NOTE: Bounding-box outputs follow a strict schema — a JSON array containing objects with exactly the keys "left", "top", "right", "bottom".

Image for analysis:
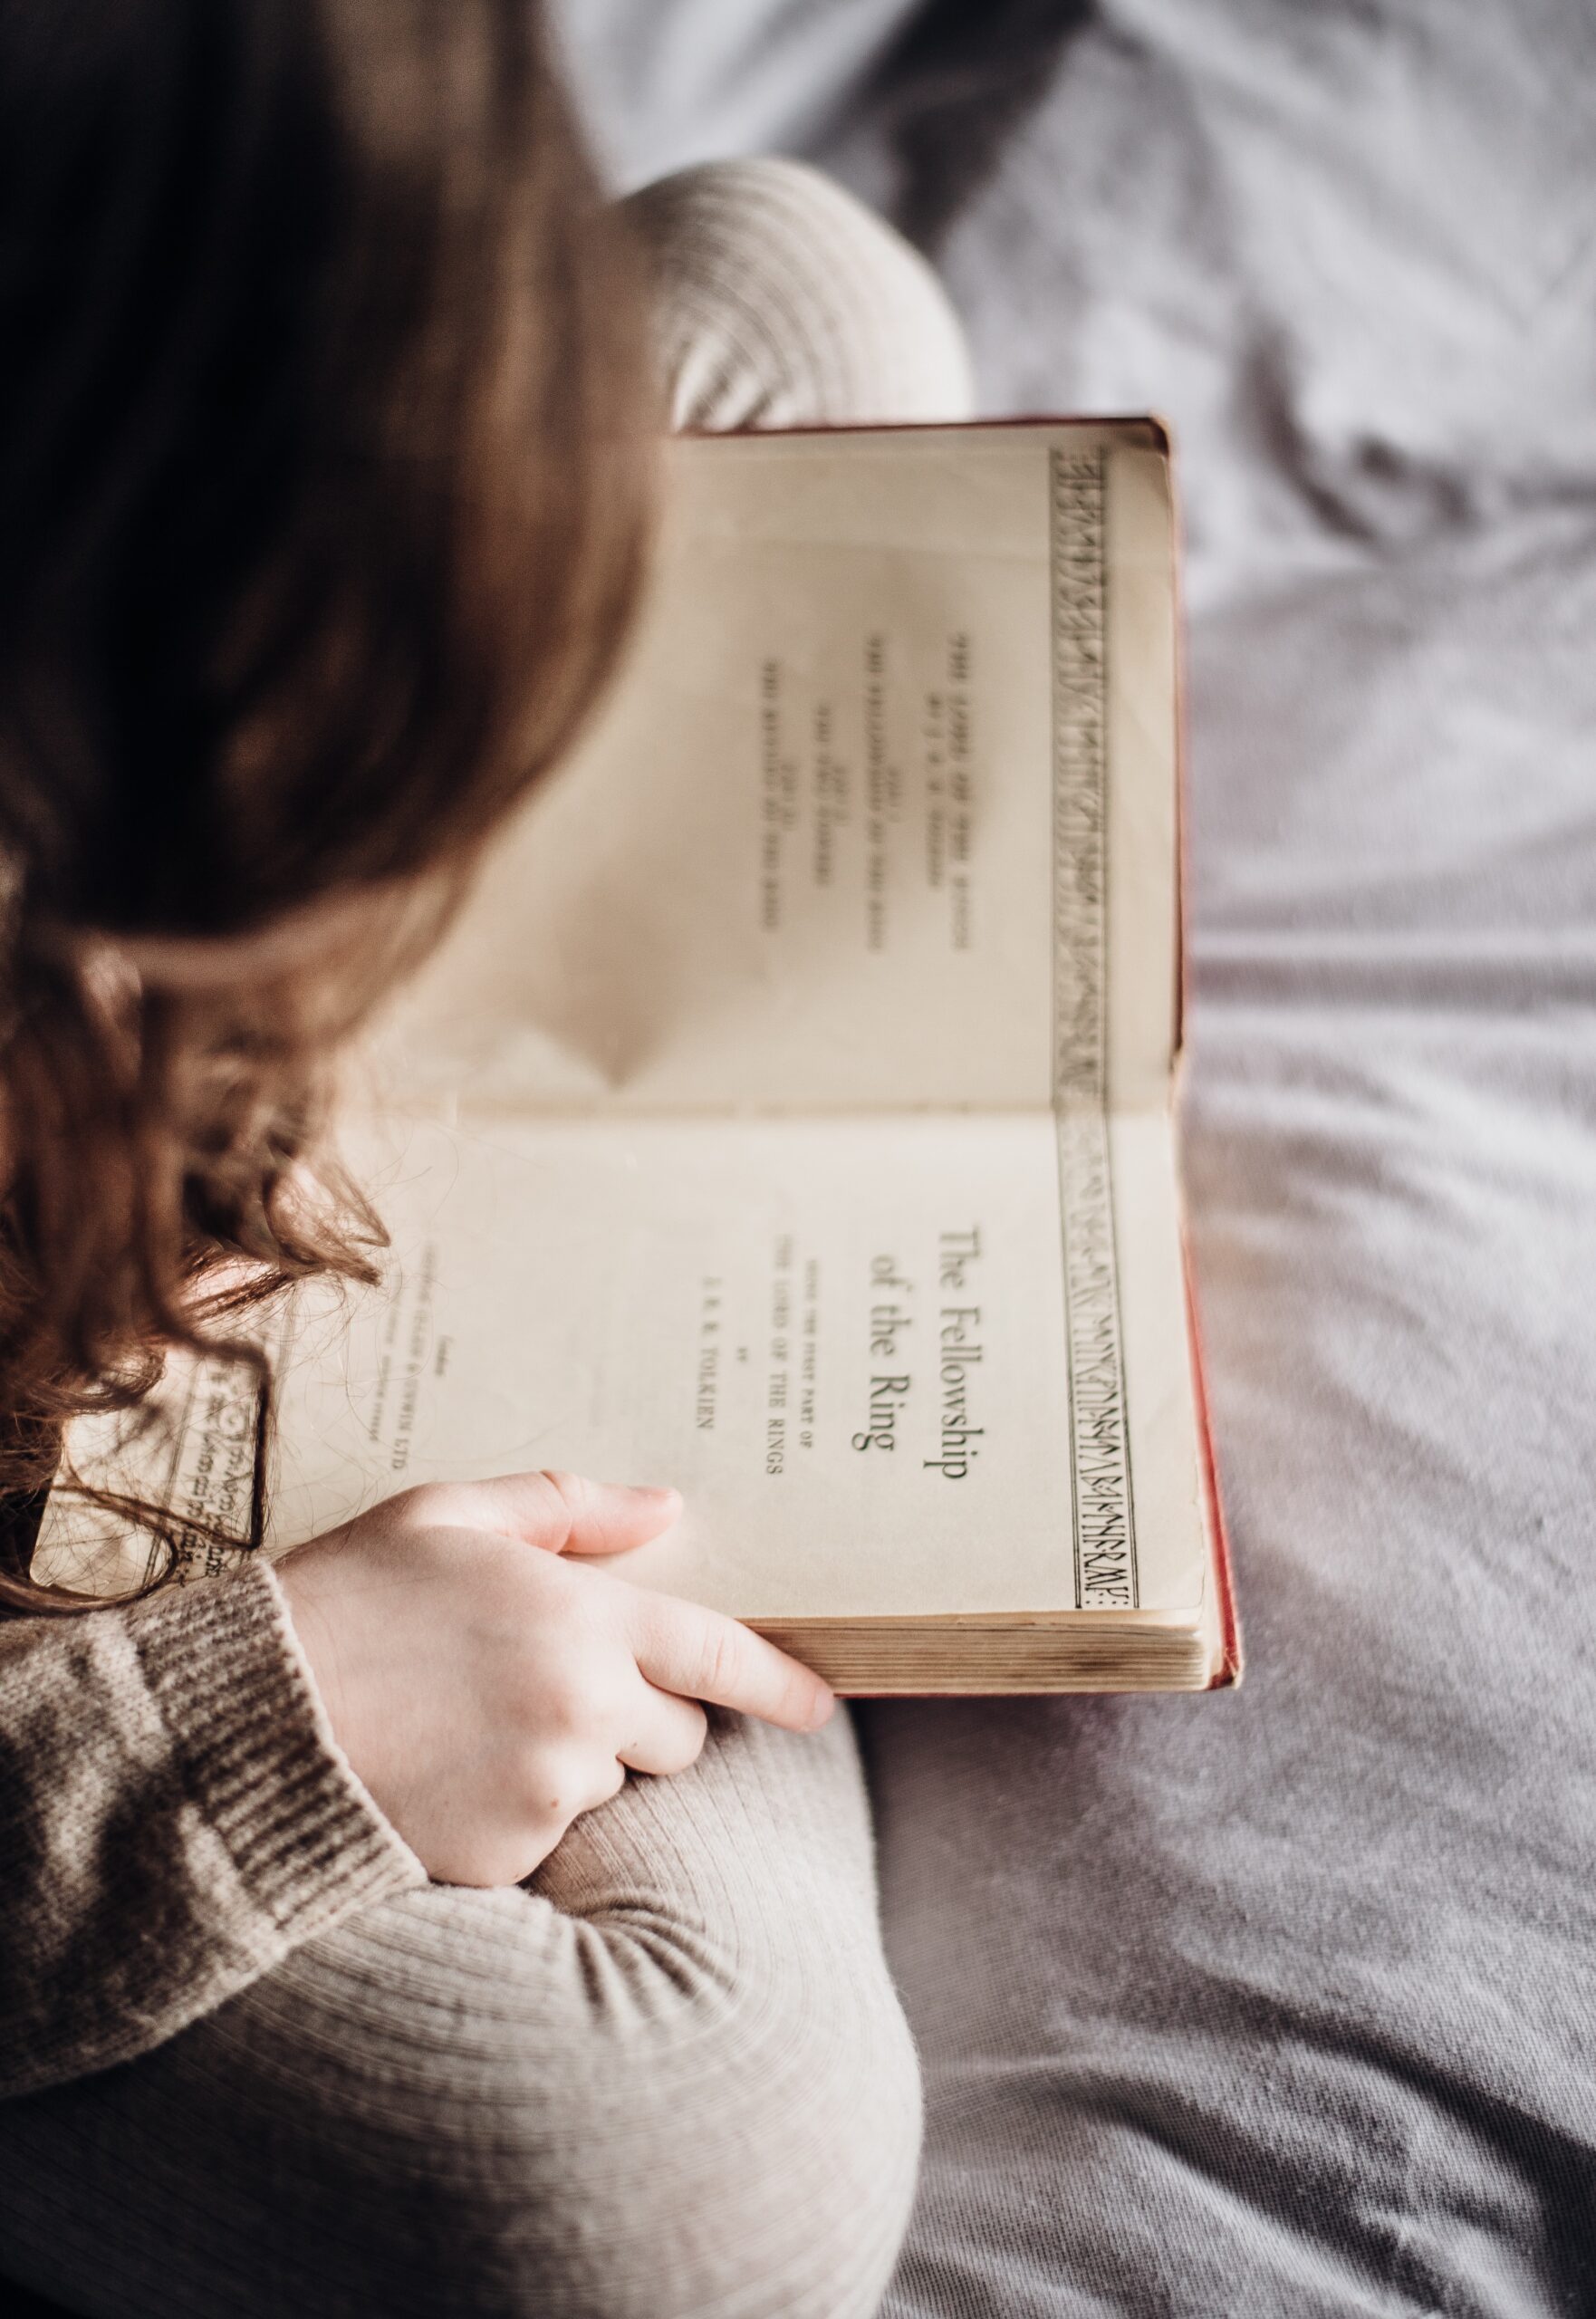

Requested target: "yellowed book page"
[
  {"left": 35, "top": 1104, "right": 1206, "bottom": 1622},
  {"left": 370, "top": 422, "right": 1177, "bottom": 1121},
  {"left": 270, "top": 1109, "right": 1201, "bottom": 1618}
]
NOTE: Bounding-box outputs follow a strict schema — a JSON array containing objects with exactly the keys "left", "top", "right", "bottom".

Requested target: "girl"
[{"left": 0, "top": 5, "right": 972, "bottom": 2314}]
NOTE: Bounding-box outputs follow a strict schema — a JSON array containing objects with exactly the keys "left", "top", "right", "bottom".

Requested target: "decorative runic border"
[{"left": 1050, "top": 448, "right": 1139, "bottom": 1610}]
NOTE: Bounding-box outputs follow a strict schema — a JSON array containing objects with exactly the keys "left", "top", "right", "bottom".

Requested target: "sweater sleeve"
[{"left": 0, "top": 1557, "right": 425, "bottom": 2099}]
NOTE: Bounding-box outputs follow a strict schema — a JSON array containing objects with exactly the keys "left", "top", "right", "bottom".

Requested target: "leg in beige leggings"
[
  {"left": 627, "top": 157, "right": 976, "bottom": 430},
  {"left": 1, "top": 1716, "right": 917, "bottom": 2319},
  {"left": 0, "top": 161, "right": 973, "bottom": 2319}
]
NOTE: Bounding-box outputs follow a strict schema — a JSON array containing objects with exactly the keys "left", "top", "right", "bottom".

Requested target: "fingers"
[
  {"left": 629, "top": 1593, "right": 834, "bottom": 1733},
  {"left": 404, "top": 1470, "right": 681, "bottom": 1557},
  {"left": 617, "top": 1681, "right": 709, "bottom": 1777}
]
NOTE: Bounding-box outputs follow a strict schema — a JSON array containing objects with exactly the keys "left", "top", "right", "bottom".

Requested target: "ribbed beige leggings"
[{"left": 0, "top": 161, "right": 974, "bottom": 2319}]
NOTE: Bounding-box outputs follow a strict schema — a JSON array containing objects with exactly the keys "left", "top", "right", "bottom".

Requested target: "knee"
[
  {"left": 24, "top": 1891, "right": 924, "bottom": 2319},
  {"left": 341, "top": 1903, "right": 923, "bottom": 2318},
  {"left": 464, "top": 1936, "right": 925, "bottom": 2318},
  {"left": 624, "top": 155, "right": 976, "bottom": 430}
]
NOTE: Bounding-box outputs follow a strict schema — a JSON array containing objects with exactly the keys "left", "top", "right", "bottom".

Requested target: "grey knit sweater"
[{"left": 0, "top": 1561, "right": 422, "bottom": 2099}]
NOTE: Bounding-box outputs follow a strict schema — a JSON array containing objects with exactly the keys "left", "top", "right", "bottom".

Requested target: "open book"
[{"left": 37, "top": 419, "right": 1236, "bottom": 1694}]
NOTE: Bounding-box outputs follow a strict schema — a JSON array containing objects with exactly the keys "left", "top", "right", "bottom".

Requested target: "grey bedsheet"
[{"left": 562, "top": 5, "right": 1596, "bottom": 2309}]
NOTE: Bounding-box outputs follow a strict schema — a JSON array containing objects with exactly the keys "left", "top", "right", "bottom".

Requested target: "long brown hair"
[{"left": 0, "top": 0, "right": 655, "bottom": 1607}]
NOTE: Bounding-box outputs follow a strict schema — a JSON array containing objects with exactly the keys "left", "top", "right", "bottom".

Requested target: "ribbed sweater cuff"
[{"left": 126, "top": 1557, "right": 424, "bottom": 1946}]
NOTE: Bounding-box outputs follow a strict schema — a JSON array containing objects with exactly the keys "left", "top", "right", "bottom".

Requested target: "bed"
[{"left": 558, "top": 2, "right": 1596, "bottom": 2308}]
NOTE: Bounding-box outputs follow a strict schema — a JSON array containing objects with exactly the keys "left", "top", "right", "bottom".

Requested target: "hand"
[{"left": 276, "top": 1471, "right": 833, "bottom": 1886}]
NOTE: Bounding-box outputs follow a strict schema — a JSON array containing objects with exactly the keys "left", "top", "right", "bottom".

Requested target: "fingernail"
[
  {"left": 632, "top": 1484, "right": 682, "bottom": 1513},
  {"left": 809, "top": 1688, "right": 836, "bottom": 1728}
]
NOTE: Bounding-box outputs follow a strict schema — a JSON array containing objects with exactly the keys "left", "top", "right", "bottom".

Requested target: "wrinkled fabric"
[{"left": 563, "top": 4, "right": 1596, "bottom": 2310}]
